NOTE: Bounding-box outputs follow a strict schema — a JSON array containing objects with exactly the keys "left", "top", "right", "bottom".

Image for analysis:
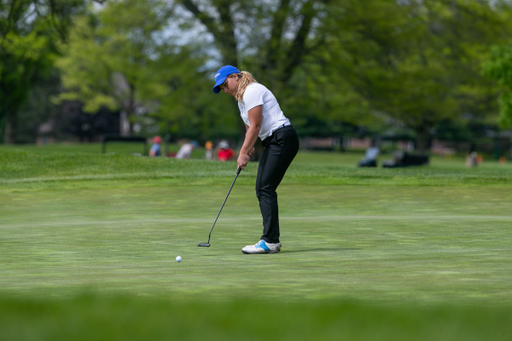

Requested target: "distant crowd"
[{"left": 149, "top": 136, "right": 236, "bottom": 162}]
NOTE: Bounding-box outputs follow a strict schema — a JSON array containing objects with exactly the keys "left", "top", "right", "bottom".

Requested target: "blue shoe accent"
[
  {"left": 255, "top": 240, "right": 270, "bottom": 251},
  {"left": 242, "top": 240, "right": 281, "bottom": 254}
]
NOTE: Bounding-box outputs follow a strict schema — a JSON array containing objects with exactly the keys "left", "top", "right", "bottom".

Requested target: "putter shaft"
[{"left": 198, "top": 167, "right": 242, "bottom": 247}]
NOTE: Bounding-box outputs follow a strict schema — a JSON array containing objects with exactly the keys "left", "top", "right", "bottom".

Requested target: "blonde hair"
[{"left": 235, "top": 71, "right": 258, "bottom": 102}]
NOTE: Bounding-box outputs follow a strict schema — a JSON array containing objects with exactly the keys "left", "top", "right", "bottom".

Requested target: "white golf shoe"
[{"left": 242, "top": 240, "right": 282, "bottom": 254}]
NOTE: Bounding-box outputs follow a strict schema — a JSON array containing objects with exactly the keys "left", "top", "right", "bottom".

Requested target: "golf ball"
[{"left": 176, "top": 256, "right": 182, "bottom": 263}]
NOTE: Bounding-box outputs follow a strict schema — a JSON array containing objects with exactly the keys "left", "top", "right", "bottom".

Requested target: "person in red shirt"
[{"left": 216, "top": 140, "right": 235, "bottom": 161}]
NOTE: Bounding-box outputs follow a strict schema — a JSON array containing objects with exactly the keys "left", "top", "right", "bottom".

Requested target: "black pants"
[{"left": 257, "top": 125, "right": 299, "bottom": 243}]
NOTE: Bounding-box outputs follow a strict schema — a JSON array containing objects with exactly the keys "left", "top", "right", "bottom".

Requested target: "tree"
[
  {"left": 1, "top": 1, "right": 54, "bottom": 144},
  {"left": 0, "top": 0, "right": 96, "bottom": 144},
  {"left": 56, "top": 0, "right": 201, "bottom": 136},
  {"left": 175, "top": 0, "right": 349, "bottom": 129},
  {"left": 314, "top": 0, "right": 509, "bottom": 154},
  {"left": 483, "top": 45, "right": 512, "bottom": 128},
  {"left": 143, "top": 41, "right": 240, "bottom": 141}
]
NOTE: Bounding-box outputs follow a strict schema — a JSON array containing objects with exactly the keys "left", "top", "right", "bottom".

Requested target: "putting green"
[
  {"left": 1, "top": 182, "right": 511, "bottom": 304},
  {"left": 2, "top": 147, "right": 512, "bottom": 340}
]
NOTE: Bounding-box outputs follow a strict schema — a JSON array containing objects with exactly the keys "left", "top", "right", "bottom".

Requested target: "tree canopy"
[
  {"left": 56, "top": 0, "right": 177, "bottom": 134},
  {"left": 3, "top": 0, "right": 512, "bottom": 148},
  {"left": 0, "top": 0, "right": 105, "bottom": 144},
  {"left": 483, "top": 45, "right": 512, "bottom": 128},
  {"left": 173, "top": 0, "right": 512, "bottom": 152},
  {"left": 311, "top": 0, "right": 509, "bottom": 153}
]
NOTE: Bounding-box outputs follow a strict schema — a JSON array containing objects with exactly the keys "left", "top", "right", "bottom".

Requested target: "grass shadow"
[{"left": 282, "top": 248, "right": 361, "bottom": 253}]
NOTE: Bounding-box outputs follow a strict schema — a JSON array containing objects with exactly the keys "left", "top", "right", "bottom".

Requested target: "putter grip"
[{"left": 236, "top": 167, "right": 242, "bottom": 175}]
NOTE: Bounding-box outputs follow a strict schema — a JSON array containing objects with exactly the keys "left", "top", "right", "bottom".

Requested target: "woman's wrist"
[{"left": 240, "top": 146, "right": 251, "bottom": 155}]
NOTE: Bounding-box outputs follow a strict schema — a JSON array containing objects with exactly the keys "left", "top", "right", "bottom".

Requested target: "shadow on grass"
[
  {"left": 282, "top": 248, "right": 361, "bottom": 253},
  {"left": 197, "top": 248, "right": 360, "bottom": 255}
]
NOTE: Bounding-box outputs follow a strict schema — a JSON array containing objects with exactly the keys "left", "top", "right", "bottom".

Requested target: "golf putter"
[{"left": 198, "top": 167, "right": 242, "bottom": 247}]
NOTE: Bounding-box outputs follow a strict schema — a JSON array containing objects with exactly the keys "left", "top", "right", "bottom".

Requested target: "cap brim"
[{"left": 212, "top": 75, "right": 228, "bottom": 94}]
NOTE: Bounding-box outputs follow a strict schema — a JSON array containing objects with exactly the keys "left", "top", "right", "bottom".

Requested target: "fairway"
[{"left": 1, "top": 146, "right": 512, "bottom": 340}]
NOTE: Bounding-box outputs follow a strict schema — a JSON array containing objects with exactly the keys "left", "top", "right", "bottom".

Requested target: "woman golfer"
[{"left": 213, "top": 65, "right": 300, "bottom": 254}]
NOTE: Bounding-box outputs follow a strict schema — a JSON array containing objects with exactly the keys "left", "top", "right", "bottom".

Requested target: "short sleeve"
[{"left": 243, "top": 86, "right": 265, "bottom": 112}]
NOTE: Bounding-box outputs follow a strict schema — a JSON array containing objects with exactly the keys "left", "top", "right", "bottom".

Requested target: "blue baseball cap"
[{"left": 213, "top": 65, "right": 240, "bottom": 93}]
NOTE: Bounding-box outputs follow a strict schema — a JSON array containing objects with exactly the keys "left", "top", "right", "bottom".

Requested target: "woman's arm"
[
  {"left": 243, "top": 124, "right": 255, "bottom": 157},
  {"left": 237, "top": 105, "right": 262, "bottom": 169}
]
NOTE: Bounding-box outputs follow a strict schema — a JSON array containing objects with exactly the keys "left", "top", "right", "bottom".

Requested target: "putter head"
[{"left": 197, "top": 242, "right": 210, "bottom": 247}]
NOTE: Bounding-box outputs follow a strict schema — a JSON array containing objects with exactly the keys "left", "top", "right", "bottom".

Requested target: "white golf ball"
[{"left": 176, "top": 256, "right": 182, "bottom": 263}]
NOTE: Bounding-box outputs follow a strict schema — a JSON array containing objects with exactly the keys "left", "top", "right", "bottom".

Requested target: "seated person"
[
  {"left": 149, "top": 136, "right": 162, "bottom": 157},
  {"left": 358, "top": 145, "right": 380, "bottom": 167},
  {"left": 216, "top": 140, "right": 235, "bottom": 161},
  {"left": 175, "top": 141, "right": 198, "bottom": 159}
]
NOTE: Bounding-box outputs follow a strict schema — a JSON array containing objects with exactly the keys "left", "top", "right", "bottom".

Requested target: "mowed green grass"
[{"left": 1, "top": 145, "right": 512, "bottom": 340}]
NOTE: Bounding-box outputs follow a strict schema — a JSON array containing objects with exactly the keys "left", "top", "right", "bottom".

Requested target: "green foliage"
[
  {"left": 279, "top": 60, "right": 374, "bottom": 136},
  {"left": 2, "top": 31, "right": 49, "bottom": 62},
  {"left": 55, "top": 0, "right": 210, "bottom": 136},
  {"left": 498, "top": 92, "right": 512, "bottom": 127},
  {"left": 0, "top": 1, "right": 57, "bottom": 143},
  {"left": 4, "top": 0, "right": 512, "bottom": 145},
  {"left": 55, "top": 15, "right": 118, "bottom": 112},
  {"left": 0, "top": 0, "right": 89, "bottom": 143},
  {"left": 154, "top": 48, "right": 240, "bottom": 141},
  {"left": 182, "top": 0, "right": 510, "bottom": 146},
  {"left": 15, "top": 68, "right": 62, "bottom": 143},
  {"left": 0, "top": 28, "right": 54, "bottom": 112},
  {"left": 177, "top": 0, "right": 354, "bottom": 136},
  {"left": 314, "top": 0, "right": 509, "bottom": 151},
  {"left": 483, "top": 45, "right": 512, "bottom": 127}
]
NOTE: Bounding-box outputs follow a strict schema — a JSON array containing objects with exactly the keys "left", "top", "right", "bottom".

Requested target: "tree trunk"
[
  {"left": 120, "top": 110, "right": 130, "bottom": 137},
  {"left": 4, "top": 110, "right": 17, "bottom": 144},
  {"left": 414, "top": 127, "right": 429, "bottom": 156}
]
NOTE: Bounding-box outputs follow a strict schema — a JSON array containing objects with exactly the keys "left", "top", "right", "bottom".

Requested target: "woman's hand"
[
  {"left": 247, "top": 146, "right": 255, "bottom": 156},
  {"left": 237, "top": 153, "right": 251, "bottom": 170}
]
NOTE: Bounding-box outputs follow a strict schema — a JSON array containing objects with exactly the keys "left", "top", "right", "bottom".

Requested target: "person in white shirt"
[
  {"left": 213, "top": 65, "right": 300, "bottom": 254},
  {"left": 176, "top": 141, "right": 198, "bottom": 159}
]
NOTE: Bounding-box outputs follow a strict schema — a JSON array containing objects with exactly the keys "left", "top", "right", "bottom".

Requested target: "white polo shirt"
[{"left": 238, "top": 83, "right": 290, "bottom": 140}]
